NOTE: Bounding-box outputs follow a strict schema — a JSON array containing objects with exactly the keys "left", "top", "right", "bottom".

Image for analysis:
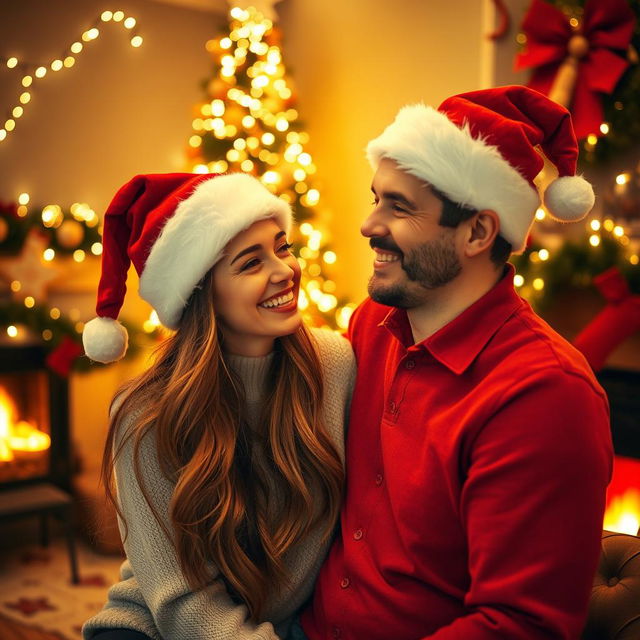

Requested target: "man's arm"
[{"left": 425, "top": 370, "right": 612, "bottom": 640}]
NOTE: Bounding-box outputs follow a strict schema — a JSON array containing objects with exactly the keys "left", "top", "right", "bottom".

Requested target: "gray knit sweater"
[{"left": 82, "top": 328, "right": 355, "bottom": 640}]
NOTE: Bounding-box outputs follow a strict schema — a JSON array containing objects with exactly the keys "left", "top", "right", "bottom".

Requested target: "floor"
[{"left": 0, "top": 523, "right": 124, "bottom": 640}]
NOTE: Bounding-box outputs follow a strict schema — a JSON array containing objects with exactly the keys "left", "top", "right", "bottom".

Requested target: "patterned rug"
[{"left": 0, "top": 538, "right": 124, "bottom": 640}]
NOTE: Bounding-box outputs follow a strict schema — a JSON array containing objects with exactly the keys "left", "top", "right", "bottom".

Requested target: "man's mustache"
[{"left": 369, "top": 237, "right": 403, "bottom": 255}]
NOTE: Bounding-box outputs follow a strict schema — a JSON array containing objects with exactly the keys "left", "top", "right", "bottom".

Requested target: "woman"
[{"left": 81, "top": 172, "right": 355, "bottom": 640}]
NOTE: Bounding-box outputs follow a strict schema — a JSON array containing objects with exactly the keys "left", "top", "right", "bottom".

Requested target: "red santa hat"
[
  {"left": 82, "top": 172, "right": 292, "bottom": 364},
  {"left": 366, "top": 85, "right": 594, "bottom": 253}
]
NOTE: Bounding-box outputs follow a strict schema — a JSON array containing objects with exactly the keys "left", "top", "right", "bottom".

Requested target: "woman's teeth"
[{"left": 260, "top": 291, "right": 294, "bottom": 308}]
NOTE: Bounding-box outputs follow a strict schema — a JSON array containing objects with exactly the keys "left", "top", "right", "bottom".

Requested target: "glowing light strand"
[{"left": 1, "top": 10, "right": 143, "bottom": 143}]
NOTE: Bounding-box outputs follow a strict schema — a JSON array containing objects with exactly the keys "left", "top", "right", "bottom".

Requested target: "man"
[{"left": 301, "top": 86, "right": 613, "bottom": 639}]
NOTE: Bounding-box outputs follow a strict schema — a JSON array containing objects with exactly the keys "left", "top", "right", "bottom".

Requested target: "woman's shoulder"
[
  {"left": 109, "top": 387, "right": 155, "bottom": 445},
  {"left": 310, "top": 327, "right": 352, "bottom": 355},
  {"left": 310, "top": 328, "right": 355, "bottom": 377}
]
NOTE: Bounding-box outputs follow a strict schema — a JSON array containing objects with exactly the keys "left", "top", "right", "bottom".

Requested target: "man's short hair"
[{"left": 432, "top": 187, "right": 512, "bottom": 266}]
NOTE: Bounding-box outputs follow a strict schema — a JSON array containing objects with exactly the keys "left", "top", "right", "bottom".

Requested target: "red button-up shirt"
[{"left": 302, "top": 268, "right": 612, "bottom": 640}]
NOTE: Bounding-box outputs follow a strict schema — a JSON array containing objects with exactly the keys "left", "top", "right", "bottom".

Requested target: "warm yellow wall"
[
  {"left": 0, "top": 0, "right": 224, "bottom": 207},
  {"left": 278, "top": 0, "right": 495, "bottom": 303}
]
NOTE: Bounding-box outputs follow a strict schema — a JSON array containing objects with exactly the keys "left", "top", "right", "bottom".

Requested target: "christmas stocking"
[{"left": 572, "top": 267, "right": 640, "bottom": 372}]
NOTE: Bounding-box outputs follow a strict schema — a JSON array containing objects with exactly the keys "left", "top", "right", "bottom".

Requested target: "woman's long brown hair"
[{"left": 101, "top": 272, "right": 344, "bottom": 619}]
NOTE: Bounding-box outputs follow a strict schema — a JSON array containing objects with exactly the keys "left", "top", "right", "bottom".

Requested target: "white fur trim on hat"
[
  {"left": 139, "top": 173, "right": 292, "bottom": 329},
  {"left": 543, "top": 175, "right": 594, "bottom": 222},
  {"left": 366, "top": 104, "right": 540, "bottom": 254},
  {"left": 83, "top": 316, "right": 129, "bottom": 364}
]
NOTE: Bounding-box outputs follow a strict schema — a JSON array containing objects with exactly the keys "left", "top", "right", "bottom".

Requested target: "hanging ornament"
[
  {"left": 56, "top": 218, "right": 85, "bottom": 249},
  {"left": 207, "top": 78, "right": 228, "bottom": 99},
  {"left": 0, "top": 229, "right": 61, "bottom": 300},
  {"left": 45, "top": 335, "right": 84, "bottom": 377},
  {"left": 515, "top": 0, "right": 636, "bottom": 139}
]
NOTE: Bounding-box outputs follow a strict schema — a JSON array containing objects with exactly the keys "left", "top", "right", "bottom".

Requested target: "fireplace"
[
  {"left": 598, "top": 368, "right": 640, "bottom": 536},
  {"left": 0, "top": 341, "right": 79, "bottom": 582},
  {"left": 0, "top": 343, "right": 71, "bottom": 491}
]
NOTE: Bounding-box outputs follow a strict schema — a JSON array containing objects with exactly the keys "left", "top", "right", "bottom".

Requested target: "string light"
[
  {"left": 2, "top": 11, "right": 144, "bottom": 142},
  {"left": 616, "top": 173, "right": 630, "bottom": 185},
  {"left": 143, "top": 310, "right": 162, "bottom": 333}
]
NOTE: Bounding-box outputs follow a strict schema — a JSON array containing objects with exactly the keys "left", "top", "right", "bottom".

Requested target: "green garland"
[
  {"left": 0, "top": 200, "right": 102, "bottom": 256},
  {"left": 0, "top": 199, "right": 162, "bottom": 370},
  {"left": 0, "top": 298, "right": 160, "bottom": 370},
  {"left": 510, "top": 228, "right": 640, "bottom": 310}
]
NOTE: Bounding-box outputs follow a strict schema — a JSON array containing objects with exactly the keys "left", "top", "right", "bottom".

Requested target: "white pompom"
[
  {"left": 82, "top": 316, "right": 129, "bottom": 364},
  {"left": 543, "top": 175, "right": 595, "bottom": 222}
]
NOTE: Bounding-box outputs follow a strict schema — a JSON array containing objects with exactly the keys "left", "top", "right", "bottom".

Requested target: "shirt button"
[
  {"left": 340, "top": 577, "right": 350, "bottom": 589},
  {"left": 405, "top": 359, "right": 415, "bottom": 369},
  {"left": 332, "top": 627, "right": 341, "bottom": 639},
  {"left": 353, "top": 528, "right": 363, "bottom": 540},
  {"left": 375, "top": 473, "right": 383, "bottom": 486}
]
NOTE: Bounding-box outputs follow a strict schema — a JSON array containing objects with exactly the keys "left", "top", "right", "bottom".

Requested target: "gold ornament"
[{"left": 56, "top": 218, "right": 84, "bottom": 249}]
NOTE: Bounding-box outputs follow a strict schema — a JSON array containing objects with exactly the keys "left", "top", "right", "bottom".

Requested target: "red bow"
[{"left": 515, "top": 0, "right": 635, "bottom": 140}]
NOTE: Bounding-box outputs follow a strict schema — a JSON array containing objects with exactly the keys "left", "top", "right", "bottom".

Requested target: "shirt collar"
[{"left": 381, "top": 264, "right": 524, "bottom": 374}]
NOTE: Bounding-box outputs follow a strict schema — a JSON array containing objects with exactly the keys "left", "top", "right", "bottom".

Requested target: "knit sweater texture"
[{"left": 82, "top": 328, "right": 355, "bottom": 640}]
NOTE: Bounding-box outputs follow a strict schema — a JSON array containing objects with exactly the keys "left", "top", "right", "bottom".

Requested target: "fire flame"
[
  {"left": 604, "top": 456, "right": 640, "bottom": 536},
  {"left": 604, "top": 488, "right": 640, "bottom": 536},
  {"left": 0, "top": 387, "right": 50, "bottom": 461}
]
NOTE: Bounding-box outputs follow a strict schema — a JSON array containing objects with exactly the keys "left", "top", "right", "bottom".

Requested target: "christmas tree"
[{"left": 185, "top": 5, "right": 354, "bottom": 330}]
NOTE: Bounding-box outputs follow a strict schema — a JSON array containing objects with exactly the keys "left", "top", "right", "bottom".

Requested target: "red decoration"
[
  {"left": 572, "top": 267, "right": 640, "bottom": 371},
  {"left": 0, "top": 200, "right": 18, "bottom": 217},
  {"left": 45, "top": 336, "right": 84, "bottom": 377},
  {"left": 19, "top": 549, "right": 51, "bottom": 565},
  {"left": 5, "top": 596, "right": 57, "bottom": 616},
  {"left": 515, "top": 0, "right": 635, "bottom": 139},
  {"left": 77, "top": 573, "right": 109, "bottom": 587}
]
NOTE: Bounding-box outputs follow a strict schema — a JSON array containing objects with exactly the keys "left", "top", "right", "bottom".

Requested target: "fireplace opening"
[{"left": 0, "top": 344, "right": 71, "bottom": 491}]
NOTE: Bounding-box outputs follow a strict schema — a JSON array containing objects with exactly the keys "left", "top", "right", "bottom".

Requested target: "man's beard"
[{"left": 368, "top": 233, "right": 461, "bottom": 308}]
